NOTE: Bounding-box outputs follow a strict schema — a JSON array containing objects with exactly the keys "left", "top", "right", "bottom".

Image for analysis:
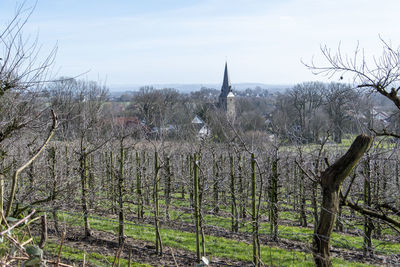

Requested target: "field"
[{"left": 2, "top": 138, "right": 399, "bottom": 266}]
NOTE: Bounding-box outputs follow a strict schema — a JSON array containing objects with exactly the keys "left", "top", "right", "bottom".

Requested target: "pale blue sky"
[{"left": 1, "top": 0, "right": 400, "bottom": 87}]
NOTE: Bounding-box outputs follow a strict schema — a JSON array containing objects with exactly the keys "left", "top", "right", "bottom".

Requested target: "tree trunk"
[
  {"left": 109, "top": 151, "right": 116, "bottom": 214},
  {"left": 313, "top": 134, "right": 372, "bottom": 267},
  {"left": 213, "top": 153, "right": 219, "bottom": 215},
  {"left": 136, "top": 151, "right": 144, "bottom": 219},
  {"left": 180, "top": 154, "right": 185, "bottom": 199},
  {"left": 164, "top": 156, "right": 171, "bottom": 220},
  {"left": 372, "top": 160, "right": 381, "bottom": 238},
  {"left": 251, "top": 153, "right": 260, "bottom": 267},
  {"left": 312, "top": 159, "right": 320, "bottom": 231},
  {"left": 80, "top": 151, "right": 92, "bottom": 238},
  {"left": 237, "top": 153, "right": 246, "bottom": 219},
  {"left": 363, "top": 156, "right": 374, "bottom": 256},
  {"left": 269, "top": 152, "right": 279, "bottom": 241},
  {"left": 193, "top": 154, "right": 201, "bottom": 262},
  {"left": 118, "top": 140, "right": 125, "bottom": 246},
  {"left": 230, "top": 155, "right": 238, "bottom": 232},
  {"left": 153, "top": 151, "right": 162, "bottom": 255},
  {"left": 299, "top": 169, "right": 307, "bottom": 227}
]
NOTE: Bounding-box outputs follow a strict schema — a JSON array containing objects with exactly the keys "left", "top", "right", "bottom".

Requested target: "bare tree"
[
  {"left": 305, "top": 39, "right": 400, "bottom": 120},
  {"left": 287, "top": 82, "right": 326, "bottom": 143},
  {"left": 323, "top": 82, "right": 357, "bottom": 143},
  {"left": 313, "top": 134, "right": 372, "bottom": 267},
  {"left": 305, "top": 40, "right": 400, "bottom": 265},
  {"left": 0, "top": 2, "right": 59, "bottom": 218},
  {"left": 0, "top": 1, "right": 57, "bottom": 145},
  {"left": 49, "top": 79, "right": 109, "bottom": 237}
]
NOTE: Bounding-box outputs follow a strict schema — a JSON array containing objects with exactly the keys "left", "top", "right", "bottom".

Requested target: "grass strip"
[
  {"left": 58, "top": 212, "right": 375, "bottom": 267},
  {"left": 44, "top": 241, "right": 151, "bottom": 267}
]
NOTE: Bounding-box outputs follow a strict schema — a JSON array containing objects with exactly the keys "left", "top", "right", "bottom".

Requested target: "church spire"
[
  {"left": 222, "top": 61, "right": 231, "bottom": 93},
  {"left": 218, "top": 62, "right": 234, "bottom": 112}
]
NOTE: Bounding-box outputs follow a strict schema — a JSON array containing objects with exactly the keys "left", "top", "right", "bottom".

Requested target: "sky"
[{"left": 1, "top": 0, "right": 400, "bottom": 89}]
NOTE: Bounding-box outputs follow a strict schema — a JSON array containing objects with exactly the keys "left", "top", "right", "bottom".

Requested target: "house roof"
[{"left": 192, "top": 115, "right": 204, "bottom": 124}]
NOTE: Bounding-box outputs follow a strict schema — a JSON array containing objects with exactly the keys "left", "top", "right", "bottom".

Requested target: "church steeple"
[
  {"left": 221, "top": 61, "right": 231, "bottom": 95},
  {"left": 219, "top": 62, "right": 233, "bottom": 110}
]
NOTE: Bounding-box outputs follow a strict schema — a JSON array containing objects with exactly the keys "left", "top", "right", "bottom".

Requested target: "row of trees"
[
  {"left": 114, "top": 82, "right": 396, "bottom": 145},
  {"left": 2, "top": 129, "right": 399, "bottom": 265}
]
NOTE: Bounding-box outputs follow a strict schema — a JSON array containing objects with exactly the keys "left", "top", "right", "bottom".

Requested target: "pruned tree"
[
  {"left": 305, "top": 39, "right": 400, "bottom": 265},
  {"left": 50, "top": 79, "right": 109, "bottom": 237},
  {"left": 313, "top": 134, "right": 372, "bottom": 266},
  {"left": 305, "top": 41, "right": 400, "bottom": 227}
]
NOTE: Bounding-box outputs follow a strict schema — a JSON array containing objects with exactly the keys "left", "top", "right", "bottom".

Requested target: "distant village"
[{"left": 104, "top": 62, "right": 396, "bottom": 144}]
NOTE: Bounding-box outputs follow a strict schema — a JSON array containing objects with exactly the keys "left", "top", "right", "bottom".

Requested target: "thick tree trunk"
[{"left": 313, "top": 134, "right": 372, "bottom": 267}]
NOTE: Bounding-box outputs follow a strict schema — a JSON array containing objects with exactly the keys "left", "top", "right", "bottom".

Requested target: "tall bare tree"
[
  {"left": 0, "top": 2, "right": 58, "bottom": 217},
  {"left": 323, "top": 82, "right": 357, "bottom": 143}
]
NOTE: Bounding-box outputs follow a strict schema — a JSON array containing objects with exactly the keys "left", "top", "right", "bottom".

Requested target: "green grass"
[
  {"left": 166, "top": 206, "right": 400, "bottom": 256},
  {"left": 57, "top": 211, "right": 376, "bottom": 266},
  {"left": 0, "top": 222, "right": 148, "bottom": 267},
  {"left": 45, "top": 241, "right": 151, "bottom": 267}
]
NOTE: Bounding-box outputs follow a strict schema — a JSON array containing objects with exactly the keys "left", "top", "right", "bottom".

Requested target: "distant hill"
[{"left": 109, "top": 83, "right": 291, "bottom": 94}]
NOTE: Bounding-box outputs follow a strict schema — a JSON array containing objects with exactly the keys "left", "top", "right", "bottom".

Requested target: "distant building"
[
  {"left": 198, "top": 125, "right": 211, "bottom": 139},
  {"left": 191, "top": 115, "right": 204, "bottom": 125},
  {"left": 218, "top": 62, "right": 235, "bottom": 120},
  {"left": 191, "top": 115, "right": 211, "bottom": 139}
]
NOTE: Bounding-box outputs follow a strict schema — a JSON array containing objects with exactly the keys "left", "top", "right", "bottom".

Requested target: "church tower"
[{"left": 218, "top": 62, "right": 235, "bottom": 120}]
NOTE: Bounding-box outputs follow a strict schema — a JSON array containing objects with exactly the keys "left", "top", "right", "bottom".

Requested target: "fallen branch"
[
  {"left": 0, "top": 209, "right": 36, "bottom": 236},
  {"left": 56, "top": 231, "right": 66, "bottom": 267},
  {"left": 8, "top": 256, "right": 73, "bottom": 267},
  {"left": 4, "top": 234, "right": 29, "bottom": 256}
]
